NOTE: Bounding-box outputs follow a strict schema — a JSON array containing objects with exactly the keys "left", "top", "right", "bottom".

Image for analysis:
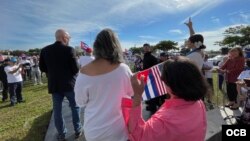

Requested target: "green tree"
[
  {"left": 0, "top": 50, "right": 10, "bottom": 55},
  {"left": 216, "top": 25, "right": 250, "bottom": 47},
  {"left": 180, "top": 48, "right": 190, "bottom": 56},
  {"left": 27, "top": 48, "right": 42, "bottom": 56},
  {"left": 129, "top": 47, "right": 143, "bottom": 54},
  {"left": 155, "top": 40, "right": 178, "bottom": 51},
  {"left": 11, "top": 50, "right": 26, "bottom": 56}
]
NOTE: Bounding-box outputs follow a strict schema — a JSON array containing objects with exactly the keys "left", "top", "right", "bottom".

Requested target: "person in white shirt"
[
  {"left": 78, "top": 47, "right": 95, "bottom": 67},
  {"left": 203, "top": 54, "right": 214, "bottom": 103},
  {"left": 236, "top": 59, "right": 250, "bottom": 104},
  {"left": 185, "top": 18, "right": 206, "bottom": 70},
  {"left": 4, "top": 57, "right": 24, "bottom": 106},
  {"left": 74, "top": 28, "right": 133, "bottom": 141},
  {"left": 20, "top": 56, "right": 32, "bottom": 81},
  {"left": 218, "top": 55, "right": 228, "bottom": 90},
  {"left": 31, "top": 56, "right": 42, "bottom": 85}
]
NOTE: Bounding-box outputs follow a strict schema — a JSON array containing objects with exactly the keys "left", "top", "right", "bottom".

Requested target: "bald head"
[
  {"left": 55, "top": 29, "right": 68, "bottom": 40},
  {"left": 55, "top": 29, "right": 71, "bottom": 45}
]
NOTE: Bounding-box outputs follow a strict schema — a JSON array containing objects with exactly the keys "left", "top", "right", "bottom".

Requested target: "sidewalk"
[
  {"left": 44, "top": 100, "right": 237, "bottom": 141},
  {"left": 205, "top": 106, "right": 243, "bottom": 141},
  {"left": 44, "top": 100, "right": 151, "bottom": 141},
  {"left": 44, "top": 99, "right": 86, "bottom": 141}
]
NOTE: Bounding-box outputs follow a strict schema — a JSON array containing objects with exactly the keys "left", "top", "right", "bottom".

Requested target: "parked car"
[{"left": 208, "top": 55, "right": 224, "bottom": 66}]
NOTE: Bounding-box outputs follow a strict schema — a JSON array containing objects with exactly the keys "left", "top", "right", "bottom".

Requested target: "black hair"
[
  {"left": 143, "top": 43, "right": 150, "bottom": 47},
  {"left": 246, "top": 59, "right": 250, "bottom": 68},
  {"left": 189, "top": 34, "right": 206, "bottom": 50},
  {"left": 161, "top": 57, "right": 209, "bottom": 101},
  {"left": 4, "top": 58, "right": 10, "bottom": 62},
  {"left": 160, "top": 52, "right": 167, "bottom": 57}
]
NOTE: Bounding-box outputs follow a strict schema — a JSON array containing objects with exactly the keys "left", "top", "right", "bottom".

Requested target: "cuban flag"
[
  {"left": 137, "top": 63, "right": 168, "bottom": 101},
  {"left": 80, "top": 41, "right": 90, "bottom": 50}
]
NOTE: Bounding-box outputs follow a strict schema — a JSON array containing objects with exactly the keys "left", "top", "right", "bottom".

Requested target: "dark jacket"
[
  {"left": 0, "top": 62, "right": 7, "bottom": 82},
  {"left": 39, "top": 41, "right": 79, "bottom": 94},
  {"left": 143, "top": 52, "right": 158, "bottom": 70}
]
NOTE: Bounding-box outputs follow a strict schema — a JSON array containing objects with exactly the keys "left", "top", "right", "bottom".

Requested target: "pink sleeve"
[
  {"left": 121, "top": 98, "right": 133, "bottom": 126},
  {"left": 128, "top": 105, "right": 168, "bottom": 141}
]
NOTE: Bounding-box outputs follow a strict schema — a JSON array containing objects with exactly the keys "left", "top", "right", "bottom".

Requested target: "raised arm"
[
  {"left": 6, "top": 64, "right": 22, "bottom": 74},
  {"left": 185, "top": 17, "right": 195, "bottom": 36}
]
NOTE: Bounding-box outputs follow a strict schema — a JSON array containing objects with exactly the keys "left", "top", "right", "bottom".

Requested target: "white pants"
[{"left": 32, "top": 70, "right": 42, "bottom": 84}]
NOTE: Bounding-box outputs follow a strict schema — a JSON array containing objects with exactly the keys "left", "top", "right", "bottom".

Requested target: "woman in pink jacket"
[{"left": 126, "top": 56, "right": 209, "bottom": 141}]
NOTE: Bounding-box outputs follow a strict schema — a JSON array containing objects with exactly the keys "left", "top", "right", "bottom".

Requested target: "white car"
[{"left": 208, "top": 55, "right": 224, "bottom": 66}]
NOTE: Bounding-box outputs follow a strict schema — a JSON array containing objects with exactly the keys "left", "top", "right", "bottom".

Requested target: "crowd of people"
[
  {"left": 35, "top": 17, "right": 209, "bottom": 141},
  {"left": 0, "top": 55, "right": 43, "bottom": 106},
  {"left": 0, "top": 17, "right": 249, "bottom": 141}
]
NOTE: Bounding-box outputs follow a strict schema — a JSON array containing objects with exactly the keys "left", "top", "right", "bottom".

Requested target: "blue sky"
[{"left": 0, "top": 0, "right": 249, "bottom": 51}]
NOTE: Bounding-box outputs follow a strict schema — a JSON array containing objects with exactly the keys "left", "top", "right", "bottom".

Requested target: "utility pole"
[{"left": 89, "top": 32, "right": 92, "bottom": 47}]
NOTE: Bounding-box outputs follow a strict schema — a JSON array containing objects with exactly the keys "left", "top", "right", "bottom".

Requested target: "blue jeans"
[
  {"left": 8, "top": 81, "right": 23, "bottom": 104},
  {"left": 219, "top": 74, "right": 224, "bottom": 90},
  {"left": 52, "top": 91, "right": 82, "bottom": 137}
]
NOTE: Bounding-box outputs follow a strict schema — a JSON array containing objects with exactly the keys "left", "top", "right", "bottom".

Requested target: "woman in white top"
[
  {"left": 185, "top": 18, "right": 206, "bottom": 70},
  {"left": 74, "top": 28, "right": 133, "bottom": 141}
]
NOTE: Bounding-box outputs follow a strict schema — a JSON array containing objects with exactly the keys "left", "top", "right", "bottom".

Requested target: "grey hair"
[{"left": 93, "top": 28, "right": 124, "bottom": 64}]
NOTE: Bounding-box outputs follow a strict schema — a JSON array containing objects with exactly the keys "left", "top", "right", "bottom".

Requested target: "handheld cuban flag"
[
  {"left": 80, "top": 41, "right": 90, "bottom": 50},
  {"left": 137, "top": 63, "right": 168, "bottom": 101}
]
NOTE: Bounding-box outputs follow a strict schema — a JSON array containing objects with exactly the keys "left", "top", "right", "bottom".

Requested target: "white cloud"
[
  {"left": 228, "top": 10, "right": 250, "bottom": 24},
  {"left": 180, "top": 0, "right": 225, "bottom": 24},
  {"left": 211, "top": 17, "right": 220, "bottom": 23},
  {"left": 178, "top": 24, "right": 249, "bottom": 51},
  {"left": 120, "top": 40, "right": 159, "bottom": 49},
  {"left": 239, "top": 13, "right": 250, "bottom": 22},
  {"left": 138, "top": 35, "right": 158, "bottom": 40},
  {"left": 169, "top": 29, "right": 183, "bottom": 34},
  {"left": 0, "top": 0, "right": 225, "bottom": 50}
]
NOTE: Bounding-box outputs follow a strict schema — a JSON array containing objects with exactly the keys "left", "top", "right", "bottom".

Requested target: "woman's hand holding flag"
[{"left": 131, "top": 73, "right": 145, "bottom": 107}]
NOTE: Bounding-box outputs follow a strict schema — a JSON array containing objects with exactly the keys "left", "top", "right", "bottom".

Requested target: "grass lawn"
[
  {"left": 0, "top": 72, "right": 227, "bottom": 140},
  {"left": 210, "top": 72, "right": 226, "bottom": 108},
  {"left": 0, "top": 80, "right": 52, "bottom": 141}
]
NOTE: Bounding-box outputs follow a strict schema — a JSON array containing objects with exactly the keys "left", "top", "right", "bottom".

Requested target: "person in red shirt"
[{"left": 218, "top": 47, "right": 245, "bottom": 110}]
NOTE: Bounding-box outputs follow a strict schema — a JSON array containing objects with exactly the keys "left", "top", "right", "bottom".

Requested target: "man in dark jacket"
[
  {"left": 142, "top": 43, "right": 158, "bottom": 70},
  {"left": 142, "top": 43, "right": 159, "bottom": 114},
  {"left": 0, "top": 59, "right": 8, "bottom": 102},
  {"left": 39, "top": 29, "right": 82, "bottom": 141}
]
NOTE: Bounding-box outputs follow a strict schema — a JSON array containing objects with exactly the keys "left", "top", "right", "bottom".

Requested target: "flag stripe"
[
  {"left": 154, "top": 67, "right": 164, "bottom": 95},
  {"left": 156, "top": 67, "right": 166, "bottom": 94},
  {"left": 152, "top": 67, "right": 163, "bottom": 95},
  {"left": 148, "top": 71, "right": 160, "bottom": 97},
  {"left": 144, "top": 84, "right": 151, "bottom": 100},
  {"left": 154, "top": 65, "right": 165, "bottom": 94},
  {"left": 142, "top": 92, "right": 147, "bottom": 100},
  {"left": 156, "top": 66, "right": 167, "bottom": 93},
  {"left": 147, "top": 79, "right": 156, "bottom": 99}
]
